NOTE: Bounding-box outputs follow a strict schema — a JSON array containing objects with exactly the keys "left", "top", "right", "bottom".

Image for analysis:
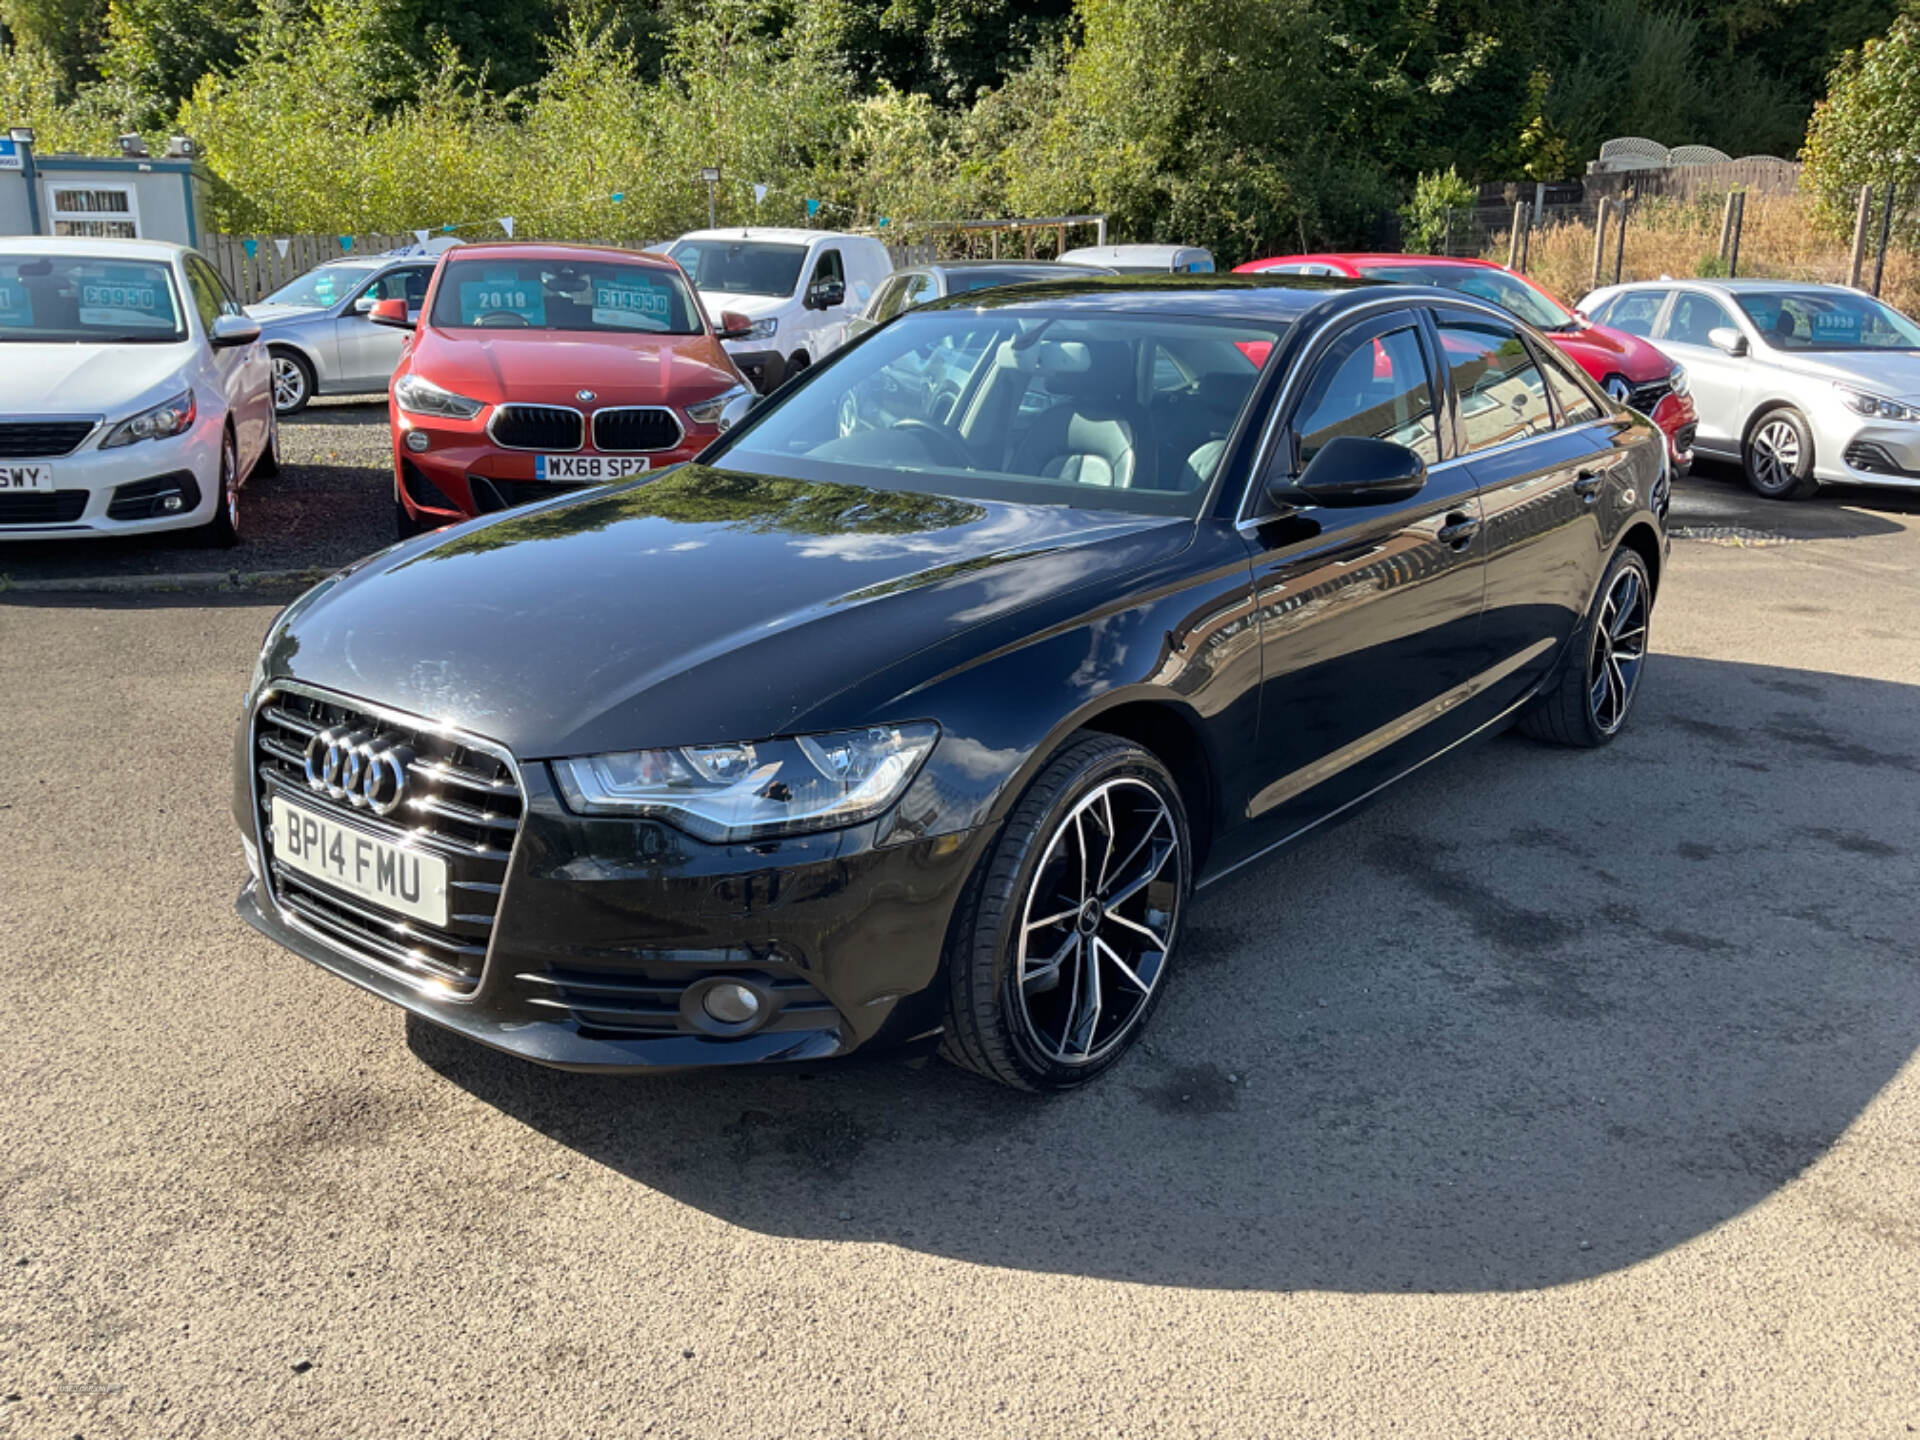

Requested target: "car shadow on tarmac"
[
  {"left": 1673, "top": 461, "right": 1918, "bottom": 541},
  {"left": 409, "top": 651, "right": 1920, "bottom": 1293}
]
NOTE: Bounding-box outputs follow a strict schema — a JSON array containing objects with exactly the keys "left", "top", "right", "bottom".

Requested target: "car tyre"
[
  {"left": 1743, "top": 407, "right": 1818, "bottom": 500},
  {"left": 270, "top": 348, "right": 314, "bottom": 416},
  {"left": 200, "top": 429, "right": 241, "bottom": 548},
  {"left": 1518, "top": 546, "right": 1652, "bottom": 747},
  {"left": 252, "top": 410, "right": 281, "bottom": 479},
  {"left": 940, "top": 732, "right": 1191, "bottom": 1092}
]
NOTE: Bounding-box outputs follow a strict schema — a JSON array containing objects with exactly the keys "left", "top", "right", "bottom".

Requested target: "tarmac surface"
[{"left": 2, "top": 440, "right": 1918, "bottom": 1437}]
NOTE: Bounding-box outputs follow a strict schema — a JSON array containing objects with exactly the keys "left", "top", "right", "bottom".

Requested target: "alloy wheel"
[
  {"left": 272, "top": 356, "right": 307, "bottom": 412},
  {"left": 1750, "top": 418, "right": 1801, "bottom": 493},
  {"left": 1014, "top": 776, "right": 1184, "bottom": 1066},
  {"left": 222, "top": 435, "right": 239, "bottom": 531},
  {"left": 1588, "top": 565, "right": 1648, "bottom": 735}
]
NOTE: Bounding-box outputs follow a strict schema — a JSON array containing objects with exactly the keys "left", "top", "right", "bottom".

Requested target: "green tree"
[{"left": 1803, "top": 4, "right": 1920, "bottom": 237}]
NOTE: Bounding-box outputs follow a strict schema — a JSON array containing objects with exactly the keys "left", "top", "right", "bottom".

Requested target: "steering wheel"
[
  {"left": 838, "top": 390, "right": 862, "bottom": 438},
  {"left": 890, "top": 418, "right": 970, "bottom": 467},
  {"left": 475, "top": 310, "right": 531, "bottom": 328}
]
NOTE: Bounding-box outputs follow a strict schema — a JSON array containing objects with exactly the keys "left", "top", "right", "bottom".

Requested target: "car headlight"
[
  {"left": 1668, "top": 364, "right": 1688, "bottom": 397},
  {"left": 741, "top": 316, "right": 777, "bottom": 341},
  {"left": 685, "top": 383, "right": 754, "bottom": 429},
  {"left": 393, "top": 372, "right": 484, "bottom": 420},
  {"left": 552, "top": 722, "right": 940, "bottom": 842},
  {"left": 1836, "top": 384, "right": 1920, "bottom": 421},
  {"left": 101, "top": 389, "right": 195, "bottom": 448}
]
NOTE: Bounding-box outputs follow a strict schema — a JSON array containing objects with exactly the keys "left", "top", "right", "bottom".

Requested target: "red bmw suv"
[
  {"left": 376, "top": 243, "right": 754, "bottom": 535},
  {"left": 1237, "top": 253, "right": 1697, "bottom": 472}
]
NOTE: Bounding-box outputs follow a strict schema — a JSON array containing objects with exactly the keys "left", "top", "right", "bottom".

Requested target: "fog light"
[
  {"left": 404, "top": 430, "right": 430, "bottom": 453},
  {"left": 161, "top": 494, "right": 183, "bottom": 512},
  {"left": 702, "top": 982, "right": 761, "bottom": 1025}
]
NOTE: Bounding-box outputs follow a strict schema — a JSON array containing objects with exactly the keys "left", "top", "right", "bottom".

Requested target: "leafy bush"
[
  {"left": 1803, "top": 8, "right": 1920, "bottom": 240},
  {"left": 1399, "top": 166, "right": 1477, "bottom": 253}
]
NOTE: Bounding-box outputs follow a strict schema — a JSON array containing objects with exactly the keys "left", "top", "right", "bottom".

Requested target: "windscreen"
[
  {"left": 262, "top": 264, "right": 373, "bottom": 310},
  {"left": 1359, "top": 263, "right": 1575, "bottom": 332},
  {"left": 0, "top": 255, "right": 185, "bottom": 342},
  {"left": 427, "top": 258, "right": 702, "bottom": 333},
  {"left": 1736, "top": 290, "right": 1920, "bottom": 350},
  {"left": 666, "top": 240, "right": 808, "bottom": 298},
  {"left": 716, "top": 308, "right": 1285, "bottom": 516}
]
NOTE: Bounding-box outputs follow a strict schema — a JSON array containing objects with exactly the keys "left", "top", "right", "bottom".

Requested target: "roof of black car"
[{"left": 925, "top": 273, "right": 1384, "bottom": 322}]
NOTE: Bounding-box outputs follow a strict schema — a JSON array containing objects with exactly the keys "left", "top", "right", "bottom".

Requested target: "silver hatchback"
[
  {"left": 1580, "top": 277, "right": 1920, "bottom": 499},
  {"left": 249, "top": 255, "right": 438, "bottom": 414}
]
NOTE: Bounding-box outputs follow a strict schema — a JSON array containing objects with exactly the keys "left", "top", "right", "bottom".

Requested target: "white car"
[
  {"left": 0, "top": 237, "right": 277, "bottom": 544},
  {"left": 1580, "top": 277, "right": 1920, "bottom": 500},
  {"left": 664, "top": 228, "right": 893, "bottom": 391}
]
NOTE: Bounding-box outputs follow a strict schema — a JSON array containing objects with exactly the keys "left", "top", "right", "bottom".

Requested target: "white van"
[
  {"left": 1058, "top": 244, "right": 1216, "bottom": 274},
  {"left": 665, "top": 228, "right": 893, "bottom": 391}
]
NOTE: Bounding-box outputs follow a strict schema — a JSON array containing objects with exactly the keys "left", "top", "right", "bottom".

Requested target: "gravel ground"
[
  {"left": 2, "top": 465, "right": 1919, "bottom": 1438},
  {"left": 0, "top": 400, "right": 394, "bottom": 585}
]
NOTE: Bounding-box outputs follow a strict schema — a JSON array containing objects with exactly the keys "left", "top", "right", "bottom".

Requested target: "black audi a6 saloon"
[{"left": 235, "top": 276, "right": 1669, "bottom": 1090}]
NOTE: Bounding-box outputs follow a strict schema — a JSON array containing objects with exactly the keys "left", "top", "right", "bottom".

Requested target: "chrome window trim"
[
  {"left": 486, "top": 403, "right": 585, "bottom": 453},
  {"left": 590, "top": 405, "right": 687, "bottom": 453},
  {"left": 1233, "top": 293, "right": 1627, "bottom": 531},
  {"left": 248, "top": 678, "right": 529, "bottom": 1002}
]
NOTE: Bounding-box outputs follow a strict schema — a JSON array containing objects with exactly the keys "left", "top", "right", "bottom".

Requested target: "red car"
[
  {"left": 1236, "top": 253, "right": 1696, "bottom": 470},
  {"left": 375, "top": 243, "right": 754, "bottom": 535}
]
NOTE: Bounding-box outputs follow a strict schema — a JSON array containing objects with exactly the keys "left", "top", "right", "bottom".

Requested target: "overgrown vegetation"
[
  {"left": 0, "top": 0, "right": 1905, "bottom": 257},
  {"left": 1484, "top": 193, "right": 1920, "bottom": 317}
]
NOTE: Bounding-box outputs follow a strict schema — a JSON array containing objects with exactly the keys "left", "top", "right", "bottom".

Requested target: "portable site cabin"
[{"left": 0, "top": 132, "right": 209, "bottom": 248}]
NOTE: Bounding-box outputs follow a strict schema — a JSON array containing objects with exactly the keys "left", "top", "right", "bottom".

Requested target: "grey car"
[
  {"left": 249, "top": 255, "right": 439, "bottom": 414},
  {"left": 847, "top": 260, "right": 1115, "bottom": 341},
  {"left": 1580, "top": 277, "right": 1920, "bottom": 499}
]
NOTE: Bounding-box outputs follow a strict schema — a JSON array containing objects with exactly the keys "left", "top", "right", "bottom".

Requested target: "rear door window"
[
  {"left": 1436, "top": 315, "right": 1556, "bottom": 451},
  {"left": 1599, "top": 290, "right": 1669, "bottom": 338}
]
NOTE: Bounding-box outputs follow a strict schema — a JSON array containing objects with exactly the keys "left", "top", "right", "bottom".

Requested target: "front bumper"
[
  {"left": 1823, "top": 413, "right": 1920, "bottom": 488},
  {"left": 1649, "top": 392, "right": 1697, "bottom": 472},
  {"left": 236, "top": 700, "right": 986, "bottom": 1071},
  {"left": 394, "top": 405, "right": 719, "bottom": 524},
  {"left": 0, "top": 419, "right": 224, "bottom": 540}
]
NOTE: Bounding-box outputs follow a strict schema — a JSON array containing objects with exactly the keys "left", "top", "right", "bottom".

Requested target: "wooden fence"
[{"left": 205, "top": 233, "right": 416, "bottom": 302}]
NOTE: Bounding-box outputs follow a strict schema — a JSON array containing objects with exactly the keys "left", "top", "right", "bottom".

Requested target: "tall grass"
[{"left": 1484, "top": 194, "right": 1920, "bottom": 316}]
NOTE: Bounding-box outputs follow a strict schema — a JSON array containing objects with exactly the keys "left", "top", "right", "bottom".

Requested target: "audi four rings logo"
[{"left": 304, "top": 727, "right": 416, "bottom": 816}]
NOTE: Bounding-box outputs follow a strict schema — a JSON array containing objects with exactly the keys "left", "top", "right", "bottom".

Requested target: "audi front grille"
[
  {"left": 591, "top": 407, "right": 684, "bottom": 453},
  {"left": 488, "top": 405, "right": 583, "bottom": 452},
  {"left": 0, "top": 420, "right": 96, "bottom": 458},
  {"left": 252, "top": 683, "right": 524, "bottom": 992}
]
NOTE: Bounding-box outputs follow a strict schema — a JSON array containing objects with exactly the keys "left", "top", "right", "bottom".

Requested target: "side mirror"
[
  {"left": 1276, "top": 435, "right": 1427, "bottom": 508},
  {"left": 716, "top": 390, "right": 758, "bottom": 433},
  {"left": 352, "top": 294, "right": 377, "bottom": 315},
  {"left": 210, "top": 314, "right": 261, "bottom": 348},
  {"left": 715, "top": 309, "right": 754, "bottom": 341},
  {"left": 807, "top": 280, "right": 846, "bottom": 311},
  {"left": 369, "top": 297, "right": 414, "bottom": 330},
  {"left": 1708, "top": 326, "right": 1748, "bottom": 357}
]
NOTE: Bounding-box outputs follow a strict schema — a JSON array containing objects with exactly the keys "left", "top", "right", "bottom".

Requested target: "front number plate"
[
  {"left": 0, "top": 464, "right": 54, "bottom": 492},
  {"left": 270, "top": 795, "right": 449, "bottom": 927},
  {"left": 534, "top": 454, "right": 651, "bottom": 482}
]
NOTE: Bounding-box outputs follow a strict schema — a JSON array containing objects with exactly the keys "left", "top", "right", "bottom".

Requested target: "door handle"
[
  {"left": 1573, "top": 469, "right": 1604, "bottom": 499},
  {"left": 1438, "top": 512, "right": 1480, "bottom": 548}
]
